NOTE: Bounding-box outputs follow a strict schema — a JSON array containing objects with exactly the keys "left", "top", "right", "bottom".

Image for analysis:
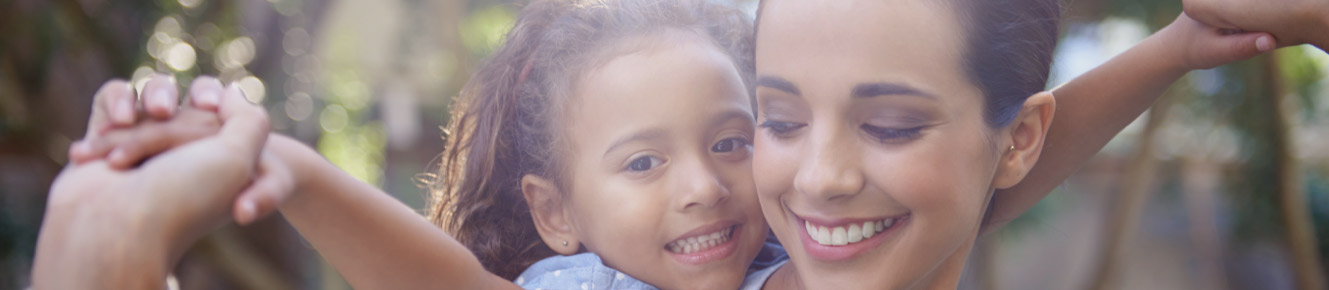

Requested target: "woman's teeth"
[
  {"left": 667, "top": 227, "right": 733, "bottom": 254},
  {"left": 805, "top": 218, "right": 897, "bottom": 246}
]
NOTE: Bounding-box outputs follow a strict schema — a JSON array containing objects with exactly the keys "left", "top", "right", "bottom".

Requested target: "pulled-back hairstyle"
[
  {"left": 427, "top": 0, "right": 754, "bottom": 280},
  {"left": 754, "top": 0, "right": 1060, "bottom": 127},
  {"left": 954, "top": 0, "right": 1061, "bottom": 127}
]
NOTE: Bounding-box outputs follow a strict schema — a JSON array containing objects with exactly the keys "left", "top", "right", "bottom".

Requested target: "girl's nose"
[{"left": 676, "top": 160, "right": 731, "bottom": 212}]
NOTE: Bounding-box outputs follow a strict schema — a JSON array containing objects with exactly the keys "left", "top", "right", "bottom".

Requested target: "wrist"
[
  {"left": 1315, "top": 11, "right": 1329, "bottom": 50},
  {"left": 1139, "top": 27, "right": 1194, "bottom": 75},
  {"left": 268, "top": 133, "right": 323, "bottom": 196}
]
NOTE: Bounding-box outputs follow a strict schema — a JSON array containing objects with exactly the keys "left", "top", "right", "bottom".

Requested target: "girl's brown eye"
[
  {"left": 627, "top": 156, "right": 662, "bottom": 172},
  {"left": 711, "top": 137, "right": 750, "bottom": 153}
]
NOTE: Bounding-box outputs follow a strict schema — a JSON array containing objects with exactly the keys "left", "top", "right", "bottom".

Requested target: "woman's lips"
[
  {"left": 666, "top": 223, "right": 742, "bottom": 265},
  {"left": 796, "top": 213, "right": 910, "bottom": 261}
]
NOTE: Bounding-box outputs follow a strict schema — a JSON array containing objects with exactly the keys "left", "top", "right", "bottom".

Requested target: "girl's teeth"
[
  {"left": 667, "top": 227, "right": 734, "bottom": 254},
  {"left": 805, "top": 218, "right": 898, "bottom": 247}
]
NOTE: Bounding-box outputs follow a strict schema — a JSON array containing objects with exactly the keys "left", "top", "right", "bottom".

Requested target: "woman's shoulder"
[{"left": 514, "top": 253, "right": 659, "bottom": 290}]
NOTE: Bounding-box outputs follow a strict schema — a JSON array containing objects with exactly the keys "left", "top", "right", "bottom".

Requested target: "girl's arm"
[
  {"left": 263, "top": 135, "right": 524, "bottom": 290},
  {"left": 984, "top": 14, "right": 1273, "bottom": 231},
  {"left": 71, "top": 79, "right": 523, "bottom": 289}
]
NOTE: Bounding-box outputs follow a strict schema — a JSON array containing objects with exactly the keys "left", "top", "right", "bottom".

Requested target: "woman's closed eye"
[
  {"left": 759, "top": 120, "right": 806, "bottom": 136},
  {"left": 860, "top": 124, "right": 925, "bottom": 142}
]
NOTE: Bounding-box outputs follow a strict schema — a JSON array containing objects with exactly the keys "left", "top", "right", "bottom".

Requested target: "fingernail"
[
  {"left": 226, "top": 84, "right": 247, "bottom": 102},
  {"left": 238, "top": 201, "right": 257, "bottom": 223},
  {"left": 108, "top": 148, "right": 125, "bottom": 162},
  {"left": 1257, "top": 36, "right": 1274, "bottom": 52},
  {"left": 70, "top": 141, "right": 90, "bottom": 156},
  {"left": 198, "top": 90, "right": 220, "bottom": 107},
  {"left": 153, "top": 88, "right": 174, "bottom": 112},
  {"left": 116, "top": 99, "right": 135, "bottom": 123}
]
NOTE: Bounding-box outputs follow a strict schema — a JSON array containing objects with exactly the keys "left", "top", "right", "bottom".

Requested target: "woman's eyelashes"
[
  {"left": 759, "top": 120, "right": 806, "bottom": 136},
  {"left": 861, "top": 124, "right": 925, "bottom": 142}
]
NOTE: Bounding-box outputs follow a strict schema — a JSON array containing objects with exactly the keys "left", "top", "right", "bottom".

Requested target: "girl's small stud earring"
[
  {"left": 562, "top": 241, "right": 568, "bottom": 247},
  {"left": 1008, "top": 145, "right": 1015, "bottom": 152}
]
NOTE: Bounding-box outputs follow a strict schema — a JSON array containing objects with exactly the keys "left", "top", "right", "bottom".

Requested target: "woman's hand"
[
  {"left": 32, "top": 83, "right": 269, "bottom": 290},
  {"left": 69, "top": 75, "right": 300, "bottom": 225},
  {"left": 1156, "top": 13, "right": 1275, "bottom": 72},
  {"left": 1184, "top": 0, "right": 1329, "bottom": 49}
]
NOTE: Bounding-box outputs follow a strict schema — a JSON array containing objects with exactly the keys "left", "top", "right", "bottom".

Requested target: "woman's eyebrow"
[
  {"left": 756, "top": 75, "right": 801, "bottom": 96},
  {"left": 852, "top": 82, "right": 935, "bottom": 100}
]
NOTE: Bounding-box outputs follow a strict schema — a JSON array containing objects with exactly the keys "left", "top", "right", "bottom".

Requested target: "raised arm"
[
  {"left": 68, "top": 77, "right": 523, "bottom": 290},
  {"left": 263, "top": 135, "right": 523, "bottom": 290},
  {"left": 983, "top": 14, "right": 1273, "bottom": 231}
]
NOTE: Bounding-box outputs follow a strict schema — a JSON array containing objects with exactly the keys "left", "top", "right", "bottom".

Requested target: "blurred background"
[{"left": 0, "top": 0, "right": 1326, "bottom": 289}]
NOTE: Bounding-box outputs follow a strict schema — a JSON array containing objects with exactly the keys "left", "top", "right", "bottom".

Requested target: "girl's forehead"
[{"left": 563, "top": 38, "right": 752, "bottom": 146}]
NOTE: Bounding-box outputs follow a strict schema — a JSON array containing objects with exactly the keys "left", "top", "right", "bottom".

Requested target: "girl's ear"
[
  {"left": 993, "top": 91, "right": 1056, "bottom": 189},
  {"left": 521, "top": 174, "right": 581, "bottom": 255}
]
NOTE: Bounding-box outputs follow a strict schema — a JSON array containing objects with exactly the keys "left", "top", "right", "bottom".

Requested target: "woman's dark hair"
[
  {"left": 426, "top": 0, "right": 754, "bottom": 280},
  {"left": 954, "top": 0, "right": 1062, "bottom": 127},
  {"left": 754, "top": 0, "right": 1061, "bottom": 128}
]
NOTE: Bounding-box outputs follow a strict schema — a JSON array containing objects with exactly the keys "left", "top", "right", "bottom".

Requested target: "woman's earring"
[
  {"left": 1008, "top": 145, "right": 1015, "bottom": 152},
  {"left": 562, "top": 241, "right": 568, "bottom": 247}
]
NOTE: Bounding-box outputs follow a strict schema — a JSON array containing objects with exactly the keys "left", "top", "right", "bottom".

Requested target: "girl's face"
[
  {"left": 753, "top": 0, "right": 1013, "bottom": 288},
  {"left": 532, "top": 32, "right": 766, "bottom": 289}
]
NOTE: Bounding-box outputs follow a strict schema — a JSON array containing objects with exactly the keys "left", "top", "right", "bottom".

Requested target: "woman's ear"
[
  {"left": 993, "top": 91, "right": 1056, "bottom": 189},
  {"left": 521, "top": 174, "right": 581, "bottom": 255}
]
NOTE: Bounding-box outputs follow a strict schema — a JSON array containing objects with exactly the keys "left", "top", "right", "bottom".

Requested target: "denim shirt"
[{"left": 514, "top": 240, "right": 788, "bottom": 290}]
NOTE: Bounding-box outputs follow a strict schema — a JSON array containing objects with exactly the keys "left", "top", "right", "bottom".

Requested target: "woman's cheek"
[{"left": 752, "top": 136, "right": 797, "bottom": 199}]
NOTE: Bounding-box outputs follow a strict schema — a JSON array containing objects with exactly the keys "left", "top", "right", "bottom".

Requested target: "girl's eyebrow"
[
  {"left": 756, "top": 75, "right": 801, "bottom": 96},
  {"left": 603, "top": 128, "right": 668, "bottom": 158}
]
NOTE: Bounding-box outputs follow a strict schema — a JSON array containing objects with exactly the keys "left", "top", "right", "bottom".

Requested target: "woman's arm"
[
  {"left": 984, "top": 14, "right": 1272, "bottom": 231},
  {"left": 65, "top": 77, "right": 523, "bottom": 289},
  {"left": 244, "top": 135, "right": 525, "bottom": 290}
]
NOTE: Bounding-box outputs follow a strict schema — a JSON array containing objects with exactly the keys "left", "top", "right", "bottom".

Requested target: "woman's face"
[
  {"left": 548, "top": 32, "right": 767, "bottom": 289},
  {"left": 754, "top": 0, "right": 1005, "bottom": 288}
]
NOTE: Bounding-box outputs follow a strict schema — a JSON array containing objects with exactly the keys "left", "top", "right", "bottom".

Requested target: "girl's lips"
[
  {"left": 794, "top": 212, "right": 910, "bottom": 261},
  {"left": 666, "top": 223, "right": 742, "bottom": 265}
]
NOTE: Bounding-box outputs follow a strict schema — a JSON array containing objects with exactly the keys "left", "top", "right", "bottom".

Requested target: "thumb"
[
  {"left": 1193, "top": 31, "right": 1276, "bottom": 69},
  {"left": 216, "top": 84, "right": 271, "bottom": 160},
  {"left": 233, "top": 153, "right": 294, "bottom": 225}
]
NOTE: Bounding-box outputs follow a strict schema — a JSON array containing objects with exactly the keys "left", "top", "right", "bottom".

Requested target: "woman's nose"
[{"left": 794, "top": 129, "right": 864, "bottom": 201}]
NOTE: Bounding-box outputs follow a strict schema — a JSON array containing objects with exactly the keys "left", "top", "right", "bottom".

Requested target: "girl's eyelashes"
[
  {"left": 860, "top": 124, "right": 925, "bottom": 142},
  {"left": 626, "top": 155, "right": 663, "bottom": 172},
  {"left": 711, "top": 136, "right": 751, "bottom": 153},
  {"left": 759, "top": 120, "right": 806, "bottom": 136}
]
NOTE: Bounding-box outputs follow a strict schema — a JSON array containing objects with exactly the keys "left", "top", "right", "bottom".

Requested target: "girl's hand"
[
  {"left": 69, "top": 75, "right": 299, "bottom": 225},
  {"left": 33, "top": 84, "right": 269, "bottom": 289},
  {"left": 1184, "top": 0, "right": 1329, "bottom": 49},
  {"left": 1157, "top": 13, "right": 1276, "bottom": 72},
  {"left": 70, "top": 74, "right": 224, "bottom": 166}
]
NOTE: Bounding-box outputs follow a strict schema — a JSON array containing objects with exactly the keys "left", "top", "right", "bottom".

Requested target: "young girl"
[
  {"left": 47, "top": 0, "right": 1275, "bottom": 289},
  {"left": 58, "top": 0, "right": 778, "bottom": 289}
]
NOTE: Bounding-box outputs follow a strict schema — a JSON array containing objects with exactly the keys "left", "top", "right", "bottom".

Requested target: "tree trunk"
[
  {"left": 1087, "top": 95, "right": 1173, "bottom": 290},
  {"left": 1260, "top": 54, "right": 1326, "bottom": 290}
]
